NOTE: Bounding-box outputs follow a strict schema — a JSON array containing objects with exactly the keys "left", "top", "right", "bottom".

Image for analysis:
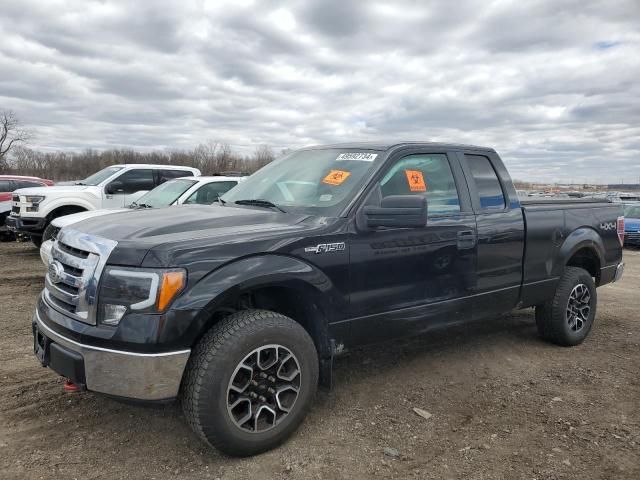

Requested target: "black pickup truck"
[{"left": 33, "top": 142, "right": 624, "bottom": 456}]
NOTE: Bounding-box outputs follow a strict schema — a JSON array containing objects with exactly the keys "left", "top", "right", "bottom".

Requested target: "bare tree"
[
  {"left": 252, "top": 145, "right": 275, "bottom": 169},
  {"left": 0, "top": 110, "right": 31, "bottom": 168}
]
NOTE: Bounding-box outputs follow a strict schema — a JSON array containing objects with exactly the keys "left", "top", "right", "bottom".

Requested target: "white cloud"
[{"left": 0, "top": 0, "right": 639, "bottom": 182}]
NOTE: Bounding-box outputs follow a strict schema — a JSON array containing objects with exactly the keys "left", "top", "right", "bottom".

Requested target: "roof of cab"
[{"left": 302, "top": 141, "right": 496, "bottom": 152}]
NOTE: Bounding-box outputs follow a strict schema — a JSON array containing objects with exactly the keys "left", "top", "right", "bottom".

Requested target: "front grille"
[
  {"left": 43, "top": 229, "right": 117, "bottom": 325},
  {"left": 49, "top": 226, "right": 61, "bottom": 241},
  {"left": 625, "top": 232, "right": 640, "bottom": 242},
  {"left": 58, "top": 241, "right": 90, "bottom": 259}
]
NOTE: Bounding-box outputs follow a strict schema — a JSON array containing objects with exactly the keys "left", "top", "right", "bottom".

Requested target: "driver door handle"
[{"left": 457, "top": 230, "right": 477, "bottom": 250}]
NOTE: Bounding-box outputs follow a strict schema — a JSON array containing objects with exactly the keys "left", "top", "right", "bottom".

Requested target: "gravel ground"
[{"left": 0, "top": 240, "right": 638, "bottom": 479}]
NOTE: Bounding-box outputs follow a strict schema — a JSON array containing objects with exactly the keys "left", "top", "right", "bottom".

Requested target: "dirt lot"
[{"left": 0, "top": 241, "right": 638, "bottom": 480}]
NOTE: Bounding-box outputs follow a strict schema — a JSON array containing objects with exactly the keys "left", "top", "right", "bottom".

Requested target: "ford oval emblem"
[{"left": 48, "top": 261, "right": 64, "bottom": 284}]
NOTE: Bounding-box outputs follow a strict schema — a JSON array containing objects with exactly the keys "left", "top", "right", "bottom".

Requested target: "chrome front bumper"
[{"left": 34, "top": 310, "right": 191, "bottom": 401}]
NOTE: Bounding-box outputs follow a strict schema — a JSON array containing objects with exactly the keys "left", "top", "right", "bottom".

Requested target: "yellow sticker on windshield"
[
  {"left": 322, "top": 170, "right": 351, "bottom": 186},
  {"left": 405, "top": 170, "right": 427, "bottom": 192}
]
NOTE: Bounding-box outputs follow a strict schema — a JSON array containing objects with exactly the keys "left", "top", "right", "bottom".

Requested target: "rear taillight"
[{"left": 617, "top": 216, "right": 625, "bottom": 246}]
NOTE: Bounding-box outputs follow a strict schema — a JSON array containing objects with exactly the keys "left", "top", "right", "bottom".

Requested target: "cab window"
[
  {"left": 379, "top": 154, "right": 461, "bottom": 215},
  {"left": 13, "top": 180, "right": 43, "bottom": 189},
  {"left": 113, "top": 169, "right": 154, "bottom": 194},
  {"left": 158, "top": 169, "right": 194, "bottom": 184},
  {"left": 463, "top": 155, "right": 506, "bottom": 210},
  {"left": 185, "top": 181, "right": 238, "bottom": 205}
]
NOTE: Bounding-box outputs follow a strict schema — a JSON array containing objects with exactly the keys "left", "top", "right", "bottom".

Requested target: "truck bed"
[{"left": 519, "top": 199, "right": 623, "bottom": 308}]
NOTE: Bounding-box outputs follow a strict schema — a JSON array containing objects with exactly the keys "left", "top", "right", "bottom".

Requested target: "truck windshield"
[
  {"left": 624, "top": 204, "right": 640, "bottom": 218},
  {"left": 79, "top": 166, "right": 125, "bottom": 186},
  {"left": 221, "top": 148, "right": 384, "bottom": 215},
  {"left": 131, "top": 178, "right": 197, "bottom": 208}
]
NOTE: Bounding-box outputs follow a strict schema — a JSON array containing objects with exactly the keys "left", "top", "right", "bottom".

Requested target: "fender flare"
[
  {"left": 556, "top": 227, "right": 605, "bottom": 277},
  {"left": 172, "top": 254, "right": 343, "bottom": 357},
  {"left": 44, "top": 200, "right": 95, "bottom": 219},
  {"left": 173, "top": 254, "right": 338, "bottom": 312}
]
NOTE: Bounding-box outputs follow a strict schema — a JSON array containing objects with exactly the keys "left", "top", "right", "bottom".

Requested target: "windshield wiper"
[
  {"left": 130, "top": 202, "right": 153, "bottom": 209},
  {"left": 75, "top": 181, "right": 86, "bottom": 185},
  {"left": 233, "top": 199, "right": 286, "bottom": 213}
]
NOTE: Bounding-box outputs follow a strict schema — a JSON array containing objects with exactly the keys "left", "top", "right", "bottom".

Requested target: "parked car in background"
[
  {"left": 6, "top": 164, "right": 201, "bottom": 247},
  {"left": 0, "top": 201, "right": 13, "bottom": 241},
  {"left": 0, "top": 175, "right": 54, "bottom": 202},
  {"left": 39, "top": 175, "right": 244, "bottom": 265},
  {"left": 623, "top": 203, "right": 640, "bottom": 247}
]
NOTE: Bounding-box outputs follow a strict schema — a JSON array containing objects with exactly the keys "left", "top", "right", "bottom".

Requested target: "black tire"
[
  {"left": 42, "top": 223, "right": 58, "bottom": 243},
  {"left": 535, "top": 267, "right": 597, "bottom": 346},
  {"left": 30, "top": 234, "right": 43, "bottom": 248},
  {"left": 182, "top": 309, "right": 319, "bottom": 457}
]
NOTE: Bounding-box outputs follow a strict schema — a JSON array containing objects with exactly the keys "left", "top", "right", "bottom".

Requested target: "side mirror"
[
  {"left": 364, "top": 195, "right": 428, "bottom": 228},
  {"left": 105, "top": 181, "right": 124, "bottom": 195}
]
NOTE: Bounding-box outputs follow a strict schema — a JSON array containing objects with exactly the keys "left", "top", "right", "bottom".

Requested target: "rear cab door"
[{"left": 457, "top": 150, "right": 525, "bottom": 319}]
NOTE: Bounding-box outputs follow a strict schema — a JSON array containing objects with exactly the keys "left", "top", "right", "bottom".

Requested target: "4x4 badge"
[
  {"left": 600, "top": 222, "right": 616, "bottom": 231},
  {"left": 304, "top": 242, "right": 346, "bottom": 254}
]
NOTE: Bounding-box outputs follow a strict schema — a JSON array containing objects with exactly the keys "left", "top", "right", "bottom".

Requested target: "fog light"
[{"left": 101, "top": 304, "right": 127, "bottom": 326}]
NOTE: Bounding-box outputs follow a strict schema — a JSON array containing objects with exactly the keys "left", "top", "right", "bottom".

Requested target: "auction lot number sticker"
[{"left": 336, "top": 153, "right": 378, "bottom": 161}]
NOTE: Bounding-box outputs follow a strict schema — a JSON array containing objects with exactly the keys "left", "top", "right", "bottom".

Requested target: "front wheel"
[
  {"left": 181, "top": 309, "right": 319, "bottom": 457},
  {"left": 535, "top": 267, "right": 597, "bottom": 346}
]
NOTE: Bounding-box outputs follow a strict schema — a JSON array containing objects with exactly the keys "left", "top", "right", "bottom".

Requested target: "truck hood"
[
  {"left": 52, "top": 208, "right": 127, "bottom": 228},
  {"left": 14, "top": 185, "right": 92, "bottom": 196},
  {"left": 68, "top": 204, "right": 315, "bottom": 266}
]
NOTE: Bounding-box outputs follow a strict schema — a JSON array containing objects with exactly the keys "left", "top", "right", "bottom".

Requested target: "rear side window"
[
  {"left": 184, "top": 181, "right": 238, "bottom": 205},
  {"left": 0, "top": 180, "right": 11, "bottom": 192},
  {"left": 114, "top": 169, "right": 155, "bottom": 194},
  {"left": 158, "top": 169, "right": 194, "bottom": 184},
  {"left": 464, "top": 155, "right": 506, "bottom": 210}
]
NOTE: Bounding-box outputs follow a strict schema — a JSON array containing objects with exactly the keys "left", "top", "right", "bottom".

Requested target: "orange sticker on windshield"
[
  {"left": 405, "top": 170, "right": 427, "bottom": 192},
  {"left": 322, "top": 170, "right": 351, "bottom": 186}
]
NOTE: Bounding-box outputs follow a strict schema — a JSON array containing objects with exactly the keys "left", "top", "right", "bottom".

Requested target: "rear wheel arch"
[
  {"left": 558, "top": 228, "right": 605, "bottom": 283},
  {"left": 566, "top": 246, "right": 601, "bottom": 283}
]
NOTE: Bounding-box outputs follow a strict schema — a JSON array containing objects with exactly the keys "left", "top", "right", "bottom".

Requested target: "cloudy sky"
[{"left": 1, "top": 0, "right": 639, "bottom": 183}]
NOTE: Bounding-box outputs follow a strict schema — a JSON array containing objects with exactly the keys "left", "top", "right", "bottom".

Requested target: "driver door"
[{"left": 348, "top": 151, "right": 477, "bottom": 344}]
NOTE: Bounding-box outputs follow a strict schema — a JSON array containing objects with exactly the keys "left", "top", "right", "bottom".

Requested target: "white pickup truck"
[
  {"left": 7, "top": 164, "right": 201, "bottom": 246},
  {"left": 39, "top": 175, "right": 244, "bottom": 265}
]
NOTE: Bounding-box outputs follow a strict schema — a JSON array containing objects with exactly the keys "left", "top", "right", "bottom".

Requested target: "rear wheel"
[
  {"left": 535, "top": 267, "right": 597, "bottom": 346},
  {"left": 182, "top": 309, "right": 319, "bottom": 457}
]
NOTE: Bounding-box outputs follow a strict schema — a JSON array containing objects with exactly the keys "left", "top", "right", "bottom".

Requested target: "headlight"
[
  {"left": 25, "top": 195, "right": 45, "bottom": 212},
  {"left": 97, "top": 266, "right": 186, "bottom": 325}
]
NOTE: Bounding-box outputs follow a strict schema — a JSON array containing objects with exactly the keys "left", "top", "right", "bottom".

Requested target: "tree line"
[
  {"left": 1, "top": 142, "right": 276, "bottom": 181},
  {"left": 0, "top": 109, "right": 277, "bottom": 181}
]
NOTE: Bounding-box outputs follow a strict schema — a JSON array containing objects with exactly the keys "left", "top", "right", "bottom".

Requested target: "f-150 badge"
[{"left": 305, "top": 242, "right": 346, "bottom": 254}]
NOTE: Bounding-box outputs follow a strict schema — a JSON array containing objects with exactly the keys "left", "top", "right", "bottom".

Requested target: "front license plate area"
[{"left": 33, "top": 325, "right": 50, "bottom": 366}]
